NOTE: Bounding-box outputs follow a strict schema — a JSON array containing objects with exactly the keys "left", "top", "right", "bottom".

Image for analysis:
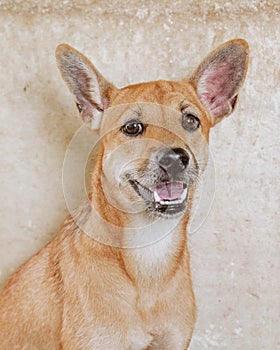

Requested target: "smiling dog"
[{"left": 0, "top": 39, "right": 249, "bottom": 349}]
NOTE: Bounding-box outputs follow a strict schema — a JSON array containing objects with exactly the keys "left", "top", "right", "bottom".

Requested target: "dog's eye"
[
  {"left": 182, "top": 113, "right": 200, "bottom": 131},
  {"left": 122, "top": 119, "right": 144, "bottom": 136}
]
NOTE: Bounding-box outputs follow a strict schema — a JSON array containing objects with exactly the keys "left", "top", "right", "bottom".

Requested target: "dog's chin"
[{"left": 129, "top": 180, "right": 189, "bottom": 218}]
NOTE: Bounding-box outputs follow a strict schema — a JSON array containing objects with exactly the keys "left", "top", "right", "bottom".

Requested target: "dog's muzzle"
[{"left": 128, "top": 147, "right": 193, "bottom": 217}]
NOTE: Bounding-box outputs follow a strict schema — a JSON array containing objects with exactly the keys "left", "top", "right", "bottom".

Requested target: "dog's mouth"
[{"left": 129, "top": 180, "right": 189, "bottom": 217}]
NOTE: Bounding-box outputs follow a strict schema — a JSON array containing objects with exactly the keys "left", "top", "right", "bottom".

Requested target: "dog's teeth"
[
  {"left": 154, "top": 191, "right": 161, "bottom": 202},
  {"left": 180, "top": 188, "right": 188, "bottom": 201},
  {"left": 159, "top": 199, "right": 181, "bottom": 205}
]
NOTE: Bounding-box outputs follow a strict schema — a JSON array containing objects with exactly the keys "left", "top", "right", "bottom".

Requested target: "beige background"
[{"left": 0, "top": 1, "right": 279, "bottom": 349}]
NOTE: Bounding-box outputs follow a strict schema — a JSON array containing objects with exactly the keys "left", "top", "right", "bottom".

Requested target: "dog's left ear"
[
  {"left": 189, "top": 39, "right": 249, "bottom": 126},
  {"left": 56, "top": 44, "right": 117, "bottom": 130}
]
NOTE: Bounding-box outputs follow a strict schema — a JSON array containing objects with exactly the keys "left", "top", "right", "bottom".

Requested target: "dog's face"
[
  {"left": 56, "top": 39, "right": 249, "bottom": 219},
  {"left": 98, "top": 83, "right": 211, "bottom": 218}
]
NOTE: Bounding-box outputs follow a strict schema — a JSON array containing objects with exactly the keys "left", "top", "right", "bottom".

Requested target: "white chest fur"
[{"left": 123, "top": 217, "right": 184, "bottom": 282}]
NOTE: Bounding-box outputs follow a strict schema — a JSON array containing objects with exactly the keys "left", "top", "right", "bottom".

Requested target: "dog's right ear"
[{"left": 56, "top": 44, "right": 116, "bottom": 130}]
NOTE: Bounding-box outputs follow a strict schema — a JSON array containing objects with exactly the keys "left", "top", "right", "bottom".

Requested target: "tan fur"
[{"left": 0, "top": 39, "right": 249, "bottom": 349}]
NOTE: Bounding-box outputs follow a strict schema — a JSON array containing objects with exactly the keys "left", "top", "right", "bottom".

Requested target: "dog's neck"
[
  {"left": 87, "top": 158, "right": 190, "bottom": 286},
  {"left": 121, "top": 219, "right": 189, "bottom": 287}
]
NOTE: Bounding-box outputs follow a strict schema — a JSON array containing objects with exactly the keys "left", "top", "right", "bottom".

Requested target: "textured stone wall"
[{"left": 0, "top": 1, "right": 279, "bottom": 349}]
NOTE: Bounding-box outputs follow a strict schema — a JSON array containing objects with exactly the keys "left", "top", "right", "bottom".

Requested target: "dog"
[{"left": 0, "top": 39, "right": 249, "bottom": 349}]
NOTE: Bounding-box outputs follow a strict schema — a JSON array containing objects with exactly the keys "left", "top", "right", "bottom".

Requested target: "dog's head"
[{"left": 56, "top": 39, "right": 249, "bottom": 219}]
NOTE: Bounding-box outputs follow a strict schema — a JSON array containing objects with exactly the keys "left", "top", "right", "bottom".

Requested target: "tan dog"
[{"left": 0, "top": 39, "right": 249, "bottom": 349}]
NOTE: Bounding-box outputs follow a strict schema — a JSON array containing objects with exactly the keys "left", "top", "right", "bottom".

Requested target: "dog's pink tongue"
[{"left": 155, "top": 182, "right": 184, "bottom": 200}]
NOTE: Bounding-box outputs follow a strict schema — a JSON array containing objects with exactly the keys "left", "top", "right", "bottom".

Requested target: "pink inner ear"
[
  {"left": 67, "top": 59, "right": 103, "bottom": 108},
  {"left": 197, "top": 60, "right": 239, "bottom": 119}
]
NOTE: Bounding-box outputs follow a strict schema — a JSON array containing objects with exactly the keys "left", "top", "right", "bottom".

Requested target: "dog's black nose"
[{"left": 158, "top": 147, "right": 189, "bottom": 174}]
